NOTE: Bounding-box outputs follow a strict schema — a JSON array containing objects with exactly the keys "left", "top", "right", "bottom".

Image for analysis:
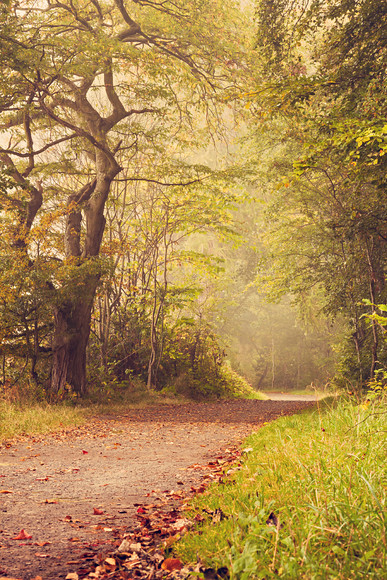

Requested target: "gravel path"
[{"left": 0, "top": 399, "right": 315, "bottom": 580}]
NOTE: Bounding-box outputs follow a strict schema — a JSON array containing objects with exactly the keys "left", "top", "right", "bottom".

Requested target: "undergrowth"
[{"left": 176, "top": 397, "right": 387, "bottom": 579}]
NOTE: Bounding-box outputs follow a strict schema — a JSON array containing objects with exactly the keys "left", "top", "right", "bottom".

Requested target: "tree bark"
[{"left": 51, "top": 280, "right": 97, "bottom": 396}]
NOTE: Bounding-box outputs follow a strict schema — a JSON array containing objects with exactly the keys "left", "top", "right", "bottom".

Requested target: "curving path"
[{"left": 0, "top": 399, "right": 315, "bottom": 580}]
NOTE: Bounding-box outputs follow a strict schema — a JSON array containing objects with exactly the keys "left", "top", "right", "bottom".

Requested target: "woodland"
[{"left": 0, "top": 0, "right": 386, "bottom": 401}]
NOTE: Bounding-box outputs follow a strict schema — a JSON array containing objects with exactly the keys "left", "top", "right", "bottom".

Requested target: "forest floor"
[{"left": 0, "top": 399, "right": 316, "bottom": 580}]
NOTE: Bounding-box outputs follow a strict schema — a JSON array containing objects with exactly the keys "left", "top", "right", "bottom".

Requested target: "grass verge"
[
  {"left": 0, "top": 400, "right": 85, "bottom": 441},
  {"left": 176, "top": 397, "right": 387, "bottom": 579}
]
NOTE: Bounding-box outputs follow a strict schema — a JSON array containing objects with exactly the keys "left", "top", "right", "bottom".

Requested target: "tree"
[
  {"left": 90, "top": 162, "right": 239, "bottom": 390},
  {"left": 250, "top": 0, "right": 387, "bottom": 385},
  {"left": 0, "top": 0, "right": 247, "bottom": 395}
]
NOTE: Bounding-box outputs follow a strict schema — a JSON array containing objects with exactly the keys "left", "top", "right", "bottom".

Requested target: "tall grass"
[
  {"left": 176, "top": 398, "right": 387, "bottom": 578},
  {"left": 0, "top": 400, "right": 85, "bottom": 441}
]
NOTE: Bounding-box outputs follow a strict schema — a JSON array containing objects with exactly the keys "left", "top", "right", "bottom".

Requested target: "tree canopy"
[{"left": 251, "top": 0, "right": 387, "bottom": 385}]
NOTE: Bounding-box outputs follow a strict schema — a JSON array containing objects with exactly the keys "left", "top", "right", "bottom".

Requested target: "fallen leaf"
[
  {"left": 117, "top": 539, "right": 132, "bottom": 552},
  {"left": 89, "top": 566, "right": 104, "bottom": 577},
  {"left": 12, "top": 529, "right": 32, "bottom": 540},
  {"left": 128, "top": 542, "right": 142, "bottom": 553},
  {"left": 36, "top": 477, "right": 49, "bottom": 481},
  {"left": 43, "top": 499, "right": 58, "bottom": 504},
  {"left": 104, "top": 557, "right": 116, "bottom": 571},
  {"left": 82, "top": 450, "right": 88, "bottom": 454},
  {"left": 34, "top": 553, "right": 50, "bottom": 558},
  {"left": 161, "top": 558, "right": 183, "bottom": 572},
  {"left": 65, "top": 574, "right": 79, "bottom": 580},
  {"left": 0, "top": 577, "right": 22, "bottom": 580},
  {"left": 171, "top": 518, "right": 192, "bottom": 532},
  {"left": 35, "top": 541, "right": 51, "bottom": 547},
  {"left": 0, "top": 490, "right": 13, "bottom": 494},
  {"left": 93, "top": 507, "right": 104, "bottom": 515}
]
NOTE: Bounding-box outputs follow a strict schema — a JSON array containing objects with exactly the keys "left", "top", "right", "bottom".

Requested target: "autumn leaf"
[
  {"left": 12, "top": 529, "right": 32, "bottom": 540},
  {"left": 171, "top": 518, "right": 192, "bottom": 532},
  {"left": 104, "top": 557, "right": 116, "bottom": 571},
  {"left": 82, "top": 450, "right": 88, "bottom": 454},
  {"left": 0, "top": 490, "right": 13, "bottom": 494},
  {"left": 34, "top": 541, "right": 51, "bottom": 547},
  {"left": 161, "top": 558, "right": 183, "bottom": 572},
  {"left": 65, "top": 574, "right": 78, "bottom": 580},
  {"left": 93, "top": 507, "right": 104, "bottom": 515}
]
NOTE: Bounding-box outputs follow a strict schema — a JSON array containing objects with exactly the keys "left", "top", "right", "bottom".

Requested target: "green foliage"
[
  {"left": 160, "top": 323, "right": 259, "bottom": 400},
  {"left": 249, "top": 0, "right": 387, "bottom": 389},
  {"left": 362, "top": 302, "right": 387, "bottom": 397},
  {"left": 176, "top": 398, "right": 387, "bottom": 577},
  {"left": 0, "top": 0, "right": 251, "bottom": 397}
]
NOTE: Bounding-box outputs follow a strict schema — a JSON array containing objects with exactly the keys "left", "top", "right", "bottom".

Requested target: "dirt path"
[
  {"left": 0, "top": 399, "right": 315, "bottom": 580},
  {"left": 265, "top": 392, "right": 326, "bottom": 401}
]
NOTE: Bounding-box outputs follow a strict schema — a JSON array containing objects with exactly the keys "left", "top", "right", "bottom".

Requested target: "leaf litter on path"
[{"left": 0, "top": 399, "right": 315, "bottom": 579}]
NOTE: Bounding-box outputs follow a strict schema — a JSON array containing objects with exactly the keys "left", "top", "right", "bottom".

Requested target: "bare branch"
[
  {"left": 37, "top": 94, "right": 120, "bottom": 170},
  {"left": 0, "top": 134, "right": 78, "bottom": 159},
  {"left": 114, "top": 0, "right": 142, "bottom": 38},
  {"left": 115, "top": 176, "right": 207, "bottom": 187}
]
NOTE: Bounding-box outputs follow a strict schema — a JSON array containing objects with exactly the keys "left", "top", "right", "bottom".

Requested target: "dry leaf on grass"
[{"left": 161, "top": 558, "right": 184, "bottom": 572}]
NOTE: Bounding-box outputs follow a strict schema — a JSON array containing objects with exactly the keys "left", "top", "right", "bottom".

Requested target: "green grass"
[
  {"left": 0, "top": 400, "right": 86, "bottom": 441},
  {"left": 176, "top": 398, "right": 387, "bottom": 579}
]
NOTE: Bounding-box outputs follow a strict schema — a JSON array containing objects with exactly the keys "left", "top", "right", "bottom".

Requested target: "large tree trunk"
[
  {"left": 51, "top": 280, "right": 97, "bottom": 396},
  {"left": 50, "top": 154, "right": 121, "bottom": 396}
]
